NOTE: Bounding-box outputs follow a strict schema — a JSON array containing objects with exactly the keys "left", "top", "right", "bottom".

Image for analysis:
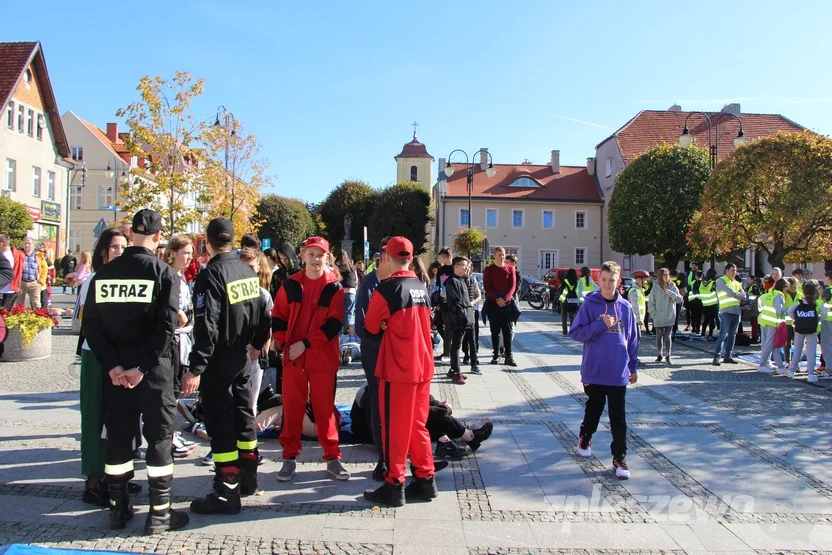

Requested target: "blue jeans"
[
  {"left": 713, "top": 312, "right": 741, "bottom": 359},
  {"left": 343, "top": 291, "right": 356, "bottom": 328}
]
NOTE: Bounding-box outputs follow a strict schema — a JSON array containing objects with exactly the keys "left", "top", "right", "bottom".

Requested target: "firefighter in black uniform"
[
  {"left": 182, "top": 218, "right": 271, "bottom": 514},
  {"left": 83, "top": 209, "right": 188, "bottom": 534}
]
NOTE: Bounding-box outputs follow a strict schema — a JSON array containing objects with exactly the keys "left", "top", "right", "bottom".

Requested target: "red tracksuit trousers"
[
  {"left": 280, "top": 368, "right": 341, "bottom": 460},
  {"left": 379, "top": 379, "right": 433, "bottom": 485}
]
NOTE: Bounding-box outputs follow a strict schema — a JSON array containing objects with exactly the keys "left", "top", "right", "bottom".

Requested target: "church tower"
[{"left": 394, "top": 123, "right": 433, "bottom": 192}]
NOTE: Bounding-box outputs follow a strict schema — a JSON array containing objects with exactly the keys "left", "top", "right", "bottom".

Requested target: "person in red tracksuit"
[
  {"left": 271, "top": 236, "right": 349, "bottom": 482},
  {"left": 363, "top": 236, "right": 436, "bottom": 507}
]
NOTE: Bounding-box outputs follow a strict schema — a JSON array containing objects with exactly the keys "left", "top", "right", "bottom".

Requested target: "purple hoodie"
[{"left": 568, "top": 290, "right": 639, "bottom": 386}]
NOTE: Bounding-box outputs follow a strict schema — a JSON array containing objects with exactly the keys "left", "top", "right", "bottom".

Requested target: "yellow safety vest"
[
  {"left": 579, "top": 276, "right": 596, "bottom": 300},
  {"left": 716, "top": 275, "right": 742, "bottom": 309},
  {"left": 689, "top": 279, "right": 702, "bottom": 301},
  {"left": 758, "top": 290, "right": 784, "bottom": 328},
  {"left": 784, "top": 292, "right": 796, "bottom": 326},
  {"left": 628, "top": 286, "right": 645, "bottom": 320},
  {"left": 699, "top": 280, "right": 718, "bottom": 307}
]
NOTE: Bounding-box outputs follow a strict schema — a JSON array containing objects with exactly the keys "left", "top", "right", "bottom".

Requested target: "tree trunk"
[
  {"left": 767, "top": 250, "right": 785, "bottom": 271},
  {"left": 661, "top": 253, "right": 681, "bottom": 272}
]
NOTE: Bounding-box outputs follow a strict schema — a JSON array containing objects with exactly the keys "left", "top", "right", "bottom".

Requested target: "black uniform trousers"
[
  {"left": 689, "top": 299, "right": 703, "bottom": 333},
  {"left": 200, "top": 349, "right": 257, "bottom": 467},
  {"left": 487, "top": 304, "right": 514, "bottom": 359},
  {"left": 579, "top": 383, "right": 627, "bottom": 460},
  {"left": 103, "top": 357, "right": 176, "bottom": 488}
]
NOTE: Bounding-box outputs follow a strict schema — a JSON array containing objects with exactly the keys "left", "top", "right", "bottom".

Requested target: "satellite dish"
[{"left": 37, "top": 115, "right": 46, "bottom": 129}]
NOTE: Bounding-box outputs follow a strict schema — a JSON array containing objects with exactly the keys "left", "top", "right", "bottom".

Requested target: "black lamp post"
[
  {"left": 679, "top": 112, "right": 749, "bottom": 267},
  {"left": 443, "top": 150, "right": 496, "bottom": 229},
  {"left": 212, "top": 106, "right": 237, "bottom": 223}
]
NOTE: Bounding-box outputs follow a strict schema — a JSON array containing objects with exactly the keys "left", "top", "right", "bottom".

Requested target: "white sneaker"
[
  {"left": 613, "top": 458, "right": 631, "bottom": 480},
  {"left": 808, "top": 374, "right": 819, "bottom": 383},
  {"left": 787, "top": 369, "right": 796, "bottom": 379},
  {"left": 757, "top": 366, "right": 774, "bottom": 373},
  {"left": 576, "top": 435, "right": 592, "bottom": 457},
  {"left": 775, "top": 366, "right": 789, "bottom": 376}
]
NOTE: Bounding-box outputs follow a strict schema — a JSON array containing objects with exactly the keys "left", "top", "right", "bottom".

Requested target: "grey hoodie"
[{"left": 648, "top": 282, "right": 683, "bottom": 328}]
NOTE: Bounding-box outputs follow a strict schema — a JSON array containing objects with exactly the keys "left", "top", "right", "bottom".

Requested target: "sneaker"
[
  {"left": 808, "top": 374, "right": 819, "bottom": 383},
  {"left": 171, "top": 435, "right": 193, "bottom": 458},
  {"left": 469, "top": 366, "right": 483, "bottom": 376},
  {"left": 654, "top": 356, "right": 663, "bottom": 363},
  {"left": 775, "top": 366, "right": 789, "bottom": 376},
  {"left": 723, "top": 358, "right": 738, "bottom": 364},
  {"left": 133, "top": 448, "right": 146, "bottom": 461},
  {"left": 363, "top": 481, "right": 404, "bottom": 507},
  {"left": 446, "top": 368, "right": 455, "bottom": 379},
  {"left": 191, "top": 422, "right": 211, "bottom": 441},
  {"left": 712, "top": 357, "right": 721, "bottom": 366},
  {"left": 434, "top": 355, "right": 448, "bottom": 364},
  {"left": 576, "top": 434, "right": 592, "bottom": 457},
  {"left": 757, "top": 365, "right": 775, "bottom": 373},
  {"left": 787, "top": 369, "right": 796, "bottom": 379},
  {"left": 613, "top": 458, "right": 631, "bottom": 480},
  {"left": 504, "top": 358, "right": 518, "bottom": 367},
  {"left": 451, "top": 372, "right": 466, "bottom": 385},
  {"left": 327, "top": 459, "right": 350, "bottom": 481},
  {"left": 372, "top": 461, "right": 387, "bottom": 482},
  {"left": 404, "top": 475, "right": 438, "bottom": 502},
  {"left": 435, "top": 440, "right": 471, "bottom": 460},
  {"left": 201, "top": 451, "right": 213, "bottom": 466},
  {"left": 277, "top": 459, "right": 296, "bottom": 482},
  {"left": 490, "top": 356, "right": 500, "bottom": 365},
  {"left": 175, "top": 431, "right": 196, "bottom": 448},
  {"left": 466, "top": 422, "right": 493, "bottom": 452},
  {"left": 665, "top": 356, "right": 672, "bottom": 365}
]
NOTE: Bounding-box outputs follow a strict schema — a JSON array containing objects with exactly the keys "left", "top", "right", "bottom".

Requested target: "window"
[
  {"left": 512, "top": 209, "right": 524, "bottom": 229},
  {"left": 460, "top": 208, "right": 470, "bottom": 227},
  {"left": 575, "top": 210, "right": 586, "bottom": 229},
  {"left": 98, "top": 185, "right": 113, "bottom": 209},
  {"left": 508, "top": 177, "right": 540, "bottom": 188},
  {"left": 26, "top": 109, "right": 33, "bottom": 137},
  {"left": 5, "top": 102, "right": 13, "bottom": 129},
  {"left": 69, "top": 230, "right": 80, "bottom": 253},
  {"left": 24, "top": 68, "right": 32, "bottom": 88},
  {"left": 410, "top": 165, "right": 418, "bottom": 181},
  {"left": 605, "top": 157, "right": 612, "bottom": 177},
  {"left": 32, "top": 166, "right": 41, "bottom": 197},
  {"left": 47, "top": 171, "right": 55, "bottom": 200},
  {"left": 542, "top": 210, "right": 554, "bottom": 229},
  {"left": 575, "top": 248, "right": 586, "bottom": 266},
  {"left": 622, "top": 256, "right": 632, "bottom": 273},
  {"left": 5, "top": 159, "right": 16, "bottom": 192},
  {"left": 70, "top": 146, "right": 83, "bottom": 161},
  {"left": 486, "top": 208, "right": 498, "bottom": 228},
  {"left": 70, "top": 186, "right": 82, "bottom": 209},
  {"left": 17, "top": 105, "right": 24, "bottom": 132},
  {"left": 36, "top": 114, "right": 44, "bottom": 140}
]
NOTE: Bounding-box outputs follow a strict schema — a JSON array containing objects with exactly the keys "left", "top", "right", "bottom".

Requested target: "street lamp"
[
  {"left": 213, "top": 105, "right": 237, "bottom": 223},
  {"left": 678, "top": 111, "right": 748, "bottom": 267},
  {"left": 444, "top": 149, "right": 497, "bottom": 229}
]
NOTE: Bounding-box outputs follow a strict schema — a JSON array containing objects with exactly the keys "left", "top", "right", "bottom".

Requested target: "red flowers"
[{"left": 0, "top": 306, "right": 58, "bottom": 326}]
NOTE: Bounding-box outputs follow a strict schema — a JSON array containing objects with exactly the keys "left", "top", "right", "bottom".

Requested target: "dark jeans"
[
  {"left": 451, "top": 327, "right": 475, "bottom": 371},
  {"left": 462, "top": 310, "right": 480, "bottom": 359},
  {"left": 360, "top": 342, "right": 383, "bottom": 461},
  {"left": 562, "top": 310, "right": 576, "bottom": 335},
  {"left": 579, "top": 384, "right": 627, "bottom": 460},
  {"left": 487, "top": 305, "right": 514, "bottom": 359},
  {"left": 1, "top": 293, "right": 15, "bottom": 310},
  {"left": 713, "top": 312, "right": 741, "bottom": 359},
  {"left": 426, "top": 403, "right": 466, "bottom": 441},
  {"left": 688, "top": 300, "right": 702, "bottom": 333},
  {"left": 441, "top": 310, "right": 453, "bottom": 357}
]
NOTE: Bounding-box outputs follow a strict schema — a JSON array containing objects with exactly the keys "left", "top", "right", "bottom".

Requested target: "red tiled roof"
[
  {"left": 395, "top": 136, "right": 433, "bottom": 160},
  {"left": 443, "top": 164, "right": 602, "bottom": 203},
  {"left": 600, "top": 110, "right": 807, "bottom": 165},
  {"left": 0, "top": 41, "right": 70, "bottom": 158},
  {"left": 76, "top": 116, "right": 131, "bottom": 161}
]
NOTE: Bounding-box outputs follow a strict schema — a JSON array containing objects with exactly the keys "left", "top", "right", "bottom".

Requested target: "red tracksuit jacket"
[
  {"left": 364, "top": 270, "right": 434, "bottom": 384},
  {"left": 271, "top": 270, "right": 344, "bottom": 373}
]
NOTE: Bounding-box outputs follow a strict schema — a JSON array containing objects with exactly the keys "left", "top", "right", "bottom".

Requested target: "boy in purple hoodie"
[{"left": 568, "top": 261, "right": 638, "bottom": 480}]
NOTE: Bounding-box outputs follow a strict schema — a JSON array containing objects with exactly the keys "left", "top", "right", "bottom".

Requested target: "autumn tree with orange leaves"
[{"left": 687, "top": 131, "right": 832, "bottom": 269}]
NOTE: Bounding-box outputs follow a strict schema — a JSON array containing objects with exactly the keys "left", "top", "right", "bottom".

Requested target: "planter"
[{"left": 2, "top": 327, "right": 52, "bottom": 362}]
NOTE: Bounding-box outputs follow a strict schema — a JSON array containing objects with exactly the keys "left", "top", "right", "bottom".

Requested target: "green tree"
[
  {"left": 688, "top": 131, "right": 832, "bottom": 269},
  {"left": 0, "top": 197, "right": 33, "bottom": 244},
  {"left": 608, "top": 143, "right": 710, "bottom": 269},
  {"left": 367, "top": 182, "right": 431, "bottom": 255},
  {"left": 254, "top": 195, "right": 316, "bottom": 250},
  {"left": 318, "top": 180, "right": 374, "bottom": 254}
]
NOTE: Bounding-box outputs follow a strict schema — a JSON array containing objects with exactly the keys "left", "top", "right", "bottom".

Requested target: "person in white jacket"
[{"left": 648, "top": 268, "right": 683, "bottom": 364}]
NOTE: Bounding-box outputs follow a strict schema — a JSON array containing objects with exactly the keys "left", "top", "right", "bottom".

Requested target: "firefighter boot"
[
  {"left": 107, "top": 481, "right": 135, "bottom": 530},
  {"left": 190, "top": 466, "right": 242, "bottom": 515},
  {"left": 145, "top": 486, "right": 189, "bottom": 535},
  {"left": 240, "top": 450, "right": 259, "bottom": 496}
]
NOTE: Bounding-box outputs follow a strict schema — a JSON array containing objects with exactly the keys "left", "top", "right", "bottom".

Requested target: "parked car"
[{"left": 542, "top": 267, "right": 601, "bottom": 290}]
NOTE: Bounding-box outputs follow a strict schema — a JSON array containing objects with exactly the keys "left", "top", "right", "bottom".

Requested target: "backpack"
[
  {"left": 793, "top": 302, "right": 819, "bottom": 335},
  {"left": 563, "top": 284, "right": 579, "bottom": 313}
]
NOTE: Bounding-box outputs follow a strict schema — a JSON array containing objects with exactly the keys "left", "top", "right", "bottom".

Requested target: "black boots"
[
  {"left": 363, "top": 481, "right": 405, "bottom": 507},
  {"left": 191, "top": 467, "right": 242, "bottom": 515},
  {"left": 240, "top": 452, "right": 259, "bottom": 496},
  {"left": 405, "top": 475, "right": 438, "bottom": 502},
  {"left": 145, "top": 486, "right": 189, "bottom": 535},
  {"left": 107, "top": 482, "right": 135, "bottom": 530}
]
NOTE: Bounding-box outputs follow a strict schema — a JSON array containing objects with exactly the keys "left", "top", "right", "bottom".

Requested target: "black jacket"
[
  {"left": 83, "top": 246, "right": 179, "bottom": 374},
  {"left": 189, "top": 252, "right": 271, "bottom": 376},
  {"left": 0, "top": 253, "right": 12, "bottom": 290},
  {"left": 445, "top": 274, "right": 474, "bottom": 330},
  {"left": 271, "top": 243, "right": 299, "bottom": 298}
]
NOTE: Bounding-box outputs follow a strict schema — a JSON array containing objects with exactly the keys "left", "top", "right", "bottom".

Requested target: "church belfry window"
[{"left": 410, "top": 165, "right": 418, "bottom": 181}]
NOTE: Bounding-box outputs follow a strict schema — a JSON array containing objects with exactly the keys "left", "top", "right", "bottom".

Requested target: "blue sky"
[{"left": 8, "top": 0, "right": 831, "bottom": 202}]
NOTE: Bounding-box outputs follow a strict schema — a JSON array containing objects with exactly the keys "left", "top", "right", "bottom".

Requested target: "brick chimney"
[
  {"left": 106, "top": 123, "right": 118, "bottom": 143},
  {"left": 478, "top": 148, "right": 489, "bottom": 171},
  {"left": 586, "top": 157, "right": 595, "bottom": 176},
  {"left": 550, "top": 150, "right": 560, "bottom": 174}
]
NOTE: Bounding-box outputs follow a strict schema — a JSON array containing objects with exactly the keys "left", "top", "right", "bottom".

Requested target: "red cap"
[
  {"left": 384, "top": 236, "right": 414, "bottom": 260},
  {"left": 304, "top": 236, "right": 330, "bottom": 252},
  {"left": 632, "top": 270, "right": 649, "bottom": 278}
]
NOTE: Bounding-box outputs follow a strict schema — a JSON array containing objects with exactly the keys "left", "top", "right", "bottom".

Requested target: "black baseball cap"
[
  {"left": 206, "top": 218, "right": 234, "bottom": 243},
  {"left": 132, "top": 209, "right": 163, "bottom": 235}
]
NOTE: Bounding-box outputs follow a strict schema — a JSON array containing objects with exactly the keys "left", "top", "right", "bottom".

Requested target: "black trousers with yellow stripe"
[
  {"left": 103, "top": 358, "right": 176, "bottom": 488},
  {"left": 200, "top": 349, "right": 257, "bottom": 467}
]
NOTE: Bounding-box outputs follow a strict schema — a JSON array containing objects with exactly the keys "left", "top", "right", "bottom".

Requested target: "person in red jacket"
[
  {"left": 363, "top": 236, "right": 436, "bottom": 507},
  {"left": 271, "top": 236, "right": 348, "bottom": 482}
]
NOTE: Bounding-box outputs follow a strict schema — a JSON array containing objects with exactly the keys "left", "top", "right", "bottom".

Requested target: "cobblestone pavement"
[{"left": 2, "top": 294, "right": 832, "bottom": 553}]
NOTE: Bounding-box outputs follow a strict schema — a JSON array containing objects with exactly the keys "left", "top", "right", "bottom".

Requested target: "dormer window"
[
  {"left": 24, "top": 69, "right": 32, "bottom": 89},
  {"left": 509, "top": 177, "right": 540, "bottom": 188}
]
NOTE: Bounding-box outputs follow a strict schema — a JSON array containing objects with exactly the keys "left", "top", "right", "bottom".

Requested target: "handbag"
[
  {"left": 506, "top": 299, "right": 521, "bottom": 322},
  {"left": 774, "top": 322, "right": 788, "bottom": 349}
]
